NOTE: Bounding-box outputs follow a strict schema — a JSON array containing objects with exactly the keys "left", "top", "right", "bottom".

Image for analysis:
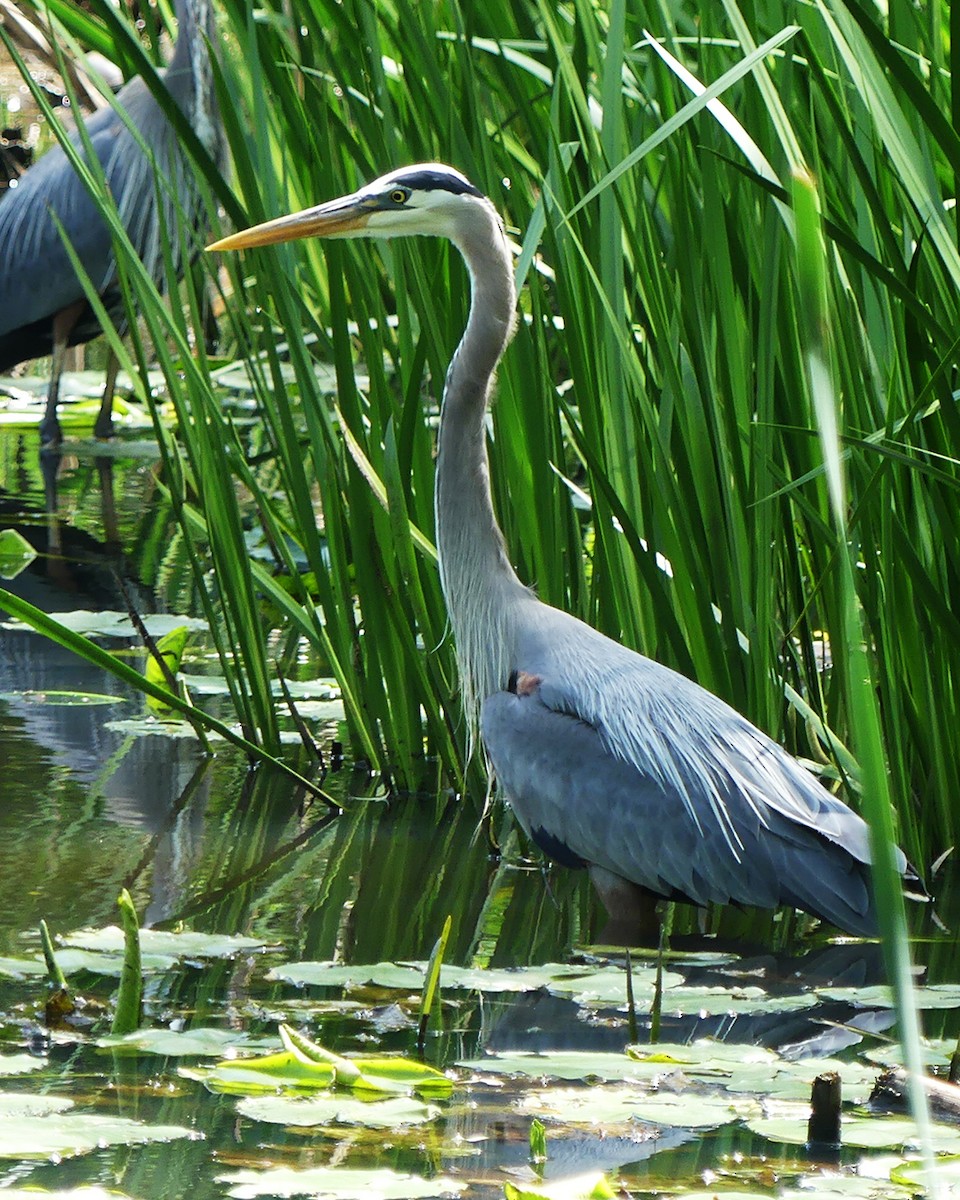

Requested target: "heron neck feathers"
[{"left": 435, "top": 199, "right": 527, "bottom": 745}]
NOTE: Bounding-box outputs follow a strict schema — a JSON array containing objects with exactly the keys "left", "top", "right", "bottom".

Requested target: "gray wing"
[
  {"left": 0, "top": 75, "right": 205, "bottom": 342},
  {"left": 481, "top": 662, "right": 881, "bottom": 934},
  {"left": 0, "top": 105, "right": 122, "bottom": 335}
]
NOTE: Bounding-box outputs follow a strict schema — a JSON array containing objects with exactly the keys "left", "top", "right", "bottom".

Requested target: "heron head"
[{"left": 207, "top": 164, "right": 489, "bottom": 252}]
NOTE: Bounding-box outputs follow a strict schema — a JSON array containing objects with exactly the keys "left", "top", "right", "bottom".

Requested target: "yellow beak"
[{"left": 206, "top": 194, "right": 372, "bottom": 252}]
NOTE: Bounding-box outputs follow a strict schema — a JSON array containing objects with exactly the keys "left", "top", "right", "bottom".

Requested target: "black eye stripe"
[{"left": 387, "top": 169, "right": 483, "bottom": 197}]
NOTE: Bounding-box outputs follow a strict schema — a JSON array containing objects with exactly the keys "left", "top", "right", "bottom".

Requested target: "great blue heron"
[
  {"left": 210, "top": 164, "right": 915, "bottom": 937},
  {"left": 0, "top": 0, "right": 224, "bottom": 447}
]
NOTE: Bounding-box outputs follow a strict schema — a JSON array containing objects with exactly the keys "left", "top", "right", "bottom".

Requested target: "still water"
[{"left": 0, "top": 425, "right": 958, "bottom": 1199}]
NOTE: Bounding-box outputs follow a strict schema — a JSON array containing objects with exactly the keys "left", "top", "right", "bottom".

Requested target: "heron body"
[
  {"left": 0, "top": 0, "right": 224, "bottom": 445},
  {"left": 210, "top": 164, "right": 912, "bottom": 937}
]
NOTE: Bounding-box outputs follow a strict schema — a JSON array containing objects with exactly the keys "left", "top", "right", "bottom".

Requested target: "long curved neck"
[
  {"left": 435, "top": 199, "right": 527, "bottom": 738},
  {"left": 168, "top": 0, "right": 220, "bottom": 157}
]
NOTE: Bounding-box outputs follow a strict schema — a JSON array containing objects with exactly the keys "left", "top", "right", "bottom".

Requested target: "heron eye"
[{"left": 390, "top": 189, "right": 408, "bottom": 204}]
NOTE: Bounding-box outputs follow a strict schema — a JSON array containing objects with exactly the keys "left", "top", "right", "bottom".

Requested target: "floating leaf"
[
  {"left": 0, "top": 1190, "right": 137, "bottom": 1200},
  {"left": 817, "top": 984, "right": 960, "bottom": 1010},
  {"left": 219, "top": 1166, "right": 464, "bottom": 1199},
  {"left": 460, "top": 1051, "right": 667, "bottom": 1083},
  {"left": 504, "top": 1171, "right": 615, "bottom": 1200},
  {"left": 627, "top": 1041, "right": 780, "bottom": 1070},
  {"left": 656, "top": 984, "right": 815, "bottom": 1016},
  {"left": 781, "top": 1174, "right": 914, "bottom": 1199},
  {"left": 237, "top": 1093, "right": 440, "bottom": 1129},
  {"left": 0, "top": 1092, "right": 194, "bottom": 1159},
  {"left": 2, "top": 611, "right": 207, "bottom": 639},
  {"left": 0, "top": 529, "right": 37, "bottom": 579},
  {"left": 516, "top": 1084, "right": 757, "bottom": 1130},
  {"left": 182, "top": 1050, "right": 334, "bottom": 1093},
  {"left": 279, "top": 1022, "right": 456, "bottom": 1099},
  {"left": 44, "top": 948, "right": 176, "bottom": 976},
  {"left": 145, "top": 625, "right": 190, "bottom": 716},
  {"left": 99, "top": 1027, "right": 277, "bottom": 1057},
  {"left": 890, "top": 1155, "right": 960, "bottom": 1194},
  {"left": 862, "top": 1040, "right": 957, "bottom": 1069},
  {"left": 0, "top": 1054, "right": 45, "bottom": 1076},
  {"left": 61, "top": 926, "right": 266, "bottom": 959},
  {"left": 746, "top": 1109, "right": 960, "bottom": 1152},
  {"left": 265, "top": 960, "right": 681, "bottom": 1003},
  {"left": 0, "top": 691, "right": 121, "bottom": 707},
  {"left": 0, "top": 956, "right": 46, "bottom": 979}
]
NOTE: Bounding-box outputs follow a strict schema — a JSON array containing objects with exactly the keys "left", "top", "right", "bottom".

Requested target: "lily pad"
[
  {"left": 0, "top": 690, "right": 121, "bottom": 707},
  {"left": 780, "top": 1176, "right": 914, "bottom": 1199},
  {"left": 0, "top": 528, "right": 36, "bottom": 578},
  {"left": 3, "top": 611, "right": 208, "bottom": 639},
  {"left": 890, "top": 1155, "right": 960, "bottom": 1193},
  {"left": 219, "top": 1167, "right": 464, "bottom": 1199},
  {"left": 516, "top": 1084, "right": 758, "bottom": 1130},
  {"left": 657, "top": 984, "right": 815, "bottom": 1016},
  {"left": 0, "top": 1191, "right": 136, "bottom": 1200},
  {"left": 504, "top": 1172, "right": 615, "bottom": 1200},
  {"left": 0, "top": 1092, "right": 195, "bottom": 1159},
  {"left": 817, "top": 984, "right": 960, "bottom": 1010},
  {"left": 98, "top": 1027, "right": 277, "bottom": 1057},
  {"left": 48, "top": 948, "right": 178, "bottom": 976},
  {"left": 459, "top": 1050, "right": 662, "bottom": 1083},
  {"left": 0, "top": 1053, "right": 45, "bottom": 1075},
  {"left": 61, "top": 926, "right": 266, "bottom": 959},
  {"left": 862, "top": 1039, "right": 957, "bottom": 1069},
  {"left": 266, "top": 960, "right": 681, "bottom": 1003},
  {"left": 181, "top": 1051, "right": 335, "bottom": 1094},
  {"left": 236, "top": 1093, "right": 441, "bottom": 1128},
  {"left": 0, "top": 956, "right": 47, "bottom": 979},
  {"left": 746, "top": 1107, "right": 960, "bottom": 1152},
  {"left": 717, "top": 1055, "right": 878, "bottom": 1102}
]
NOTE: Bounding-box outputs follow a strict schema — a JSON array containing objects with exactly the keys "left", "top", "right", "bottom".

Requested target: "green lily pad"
[
  {"left": 0, "top": 956, "right": 46, "bottom": 979},
  {"left": 219, "top": 1166, "right": 463, "bottom": 1199},
  {"left": 98, "top": 1027, "right": 277, "bottom": 1057},
  {"left": 890, "top": 1155, "right": 960, "bottom": 1193},
  {"left": 191, "top": 1030, "right": 454, "bottom": 1098},
  {"left": 780, "top": 1176, "right": 913, "bottom": 1199},
  {"left": 0, "top": 1191, "right": 136, "bottom": 1200},
  {"left": 717, "top": 1055, "right": 878, "bottom": 1102},
  {"left": 237, "top": 1093, "right": 440, "bottom": 1128},
  {"left": 0, "top": 1092, "right": 195, "bottom": 1159},
  {"left": 0, "top": 691, "right": 121, "bottom": 707},
  {"left": 459, "top": 1050, "right": 662, "bottom": 1082},
  {"left": 0, "top": 1094, "right": 73, "bottom": 1120},
  {"left": 49, "top": 948, "right": 178, "bottom": 976},
  {"left": 181, "top": 1050, "right": 335, "bottom": 1094},
  {"left": 0, "top": 1053, "right": 45, "bottom": 1076},
  {"left": 657, "top": 984, "right": 815, "bottom": 1016},
  {"left": 62, "top": 926, "right": 266, "bottom": 959},
  {"left": 504, "top": 1172, "right": 615, "bottom": 1200},
  {"left": 626, "top": 1041, "right": 780, "bottom": 1066},
  {"left": 747, "top": 1107, "right": 960, "bottom": 1152},
  {"left": 817, "top": 984, "right": 960, "bottom": 1010},
  {"left": 0, "top": 528, "right": 37, "bottom": 579},
  {"left": 266, "top": 960, "right": 681, "bottom": 1003},
  {"left": 5, "top": 611, "right": 208, "bottom": 639},
  {"left": 862, "top": 1040, "right": 956, "bottom": 1069},
  {"left": 516, "top": 1084, "right": 758, "bottom": 1129}
]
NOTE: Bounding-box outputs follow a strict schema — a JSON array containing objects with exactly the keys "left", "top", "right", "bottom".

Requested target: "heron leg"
[
  {"left": 94, "top": 350, "right": 120, "bottom": 439},
  {"left": 39, "top": 301, "right": 85, "bottom": 449},
  {"left": 589, "top": 865, "right": 663, "bottom": 946}
]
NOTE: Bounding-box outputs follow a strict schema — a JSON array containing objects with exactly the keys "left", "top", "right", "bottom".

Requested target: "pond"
[{"left": 1, "top": 422, "right": 959, "bottom": 1200}]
